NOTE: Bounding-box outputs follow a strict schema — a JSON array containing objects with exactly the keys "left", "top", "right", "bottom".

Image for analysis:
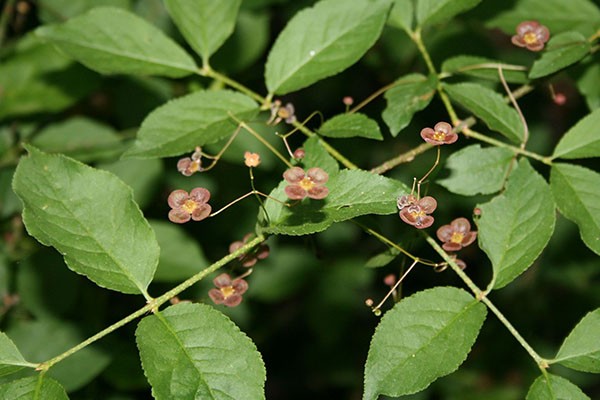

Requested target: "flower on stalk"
[
  {"left": 244, "top": 151, "right": 261, "bottom": 168},
  {"left": 436, "top": 217, "right": 477, "bottom": 251},
  {"left": 420, "top": 122, "right": 458, "bottom": 145},
  {"left": 208, "top": 273, "right": 248, "bottom": 307},
  {"left": 229, "top": 233, "right": 270, "bottom": 268},
  {"left": 167, "top": 188, "right": 211, "bottom": 224},
  {"left": 177, "top": 147, "right": 203, "bottom": 176},
  {"left": 268, "top": 100, "right": 296, "bottom": 125},
  {"left": 283, "top": 166, "right": 329, "bottom": 200},
  {"left": 397, "top": 194, "right": 418, "bottom": 210},
  {"left": 399, "top": 196, "right": 437, "bottom": 229},
  {"left": 511, "top": 20, "right": 550, "bottom": 52}
]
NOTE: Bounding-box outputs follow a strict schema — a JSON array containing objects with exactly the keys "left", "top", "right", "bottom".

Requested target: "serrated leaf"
[
  {"left": 382, "top": 73, "right": 437, "bottom": 136},
  {"left": 526, "top": 374, "right": 590, "bottom": 400},
  {"left": 124, "top": 90, "right": 258, "bottom": 158},
  {"left": 552, "top": 109, "right": 600, "bottom": 159},
  {"left": 260, "top": 169, "right": 409, "bottom": 236},
  {"left": 477, "top": 159, "right": 555, "bottom": 289},
  {"left": 486, "top": 0, "right": 600, "bottom": 34},
  {"left": 319, "top": 113, "right": 383, "bottom": 140},
  {"left": 0, "top": 333, "right": 35, "bottom": 377},
  {"left": 164, "top": 0, "right": 241, "bottom": 64},
  {"left": 136, "top": 303, "right": 266, "bottom": 400},
  {"left": 529, "top": 31, "right": 591, "bottom": 79},
  {"left": 0, "top": 376, "right": 68, "bottom": 400},
  {"left": 363, "top": 287, "right": 486, "bottom": 399},
  {"left": 416, "top": 0, "right": 482, "bottom": 27},
  {"left": 265, "top": 0, "right": 392, "bottom": 94},
  {"left": 31, "top": 117, "right": 123, "bottom": 162},
  {"left": 149, "top": 220, "right": 209, "bottom": 282},
  {"left": 36, "top": 7, "right": 197, "bottom": 78},
  {"left": 554, "top": 309, "right": 600, "bottom": 372},
  {"left": 388, "top": 0, "right": 414, "bottom": 33},
  {"left": 443, "top": 82, "right": 523, "bottom": 144},
  {"left": 441, "top": 55, "right": 529, "bottom": 83},
  {"left": 302, "top": 136, "right": 340, "bottom": 175},
  {"left": 438, "top": 145, "right": 514, "bottom": 196},
  {"left": 575, "top": 61, "right": 600, "bottom": 111},
  {"left": 550, "top": 163, "right": 600, "bottom": 256},
  {"left": 12, "top": 146, "right": 159, "bottom": 296}
]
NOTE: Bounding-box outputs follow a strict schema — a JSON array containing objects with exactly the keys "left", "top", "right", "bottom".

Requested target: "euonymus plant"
[{"left": 1, "top": 0, "right": 599, "bottom": 399}]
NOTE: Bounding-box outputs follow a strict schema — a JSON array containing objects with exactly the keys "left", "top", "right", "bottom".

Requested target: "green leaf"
[
  {"left": 441, "top": 55, "right": 529, "bottom": 83},
  {"left": 149, "top": 220, "right": 209, "bottom": 282},
  {"left": 37, "top": 0, "right": 130, "bottom": 23},
  {"left": 388, "top": 0, "right": 414, "bottom": 33},
  {"left": 526, "top": 374, "right": 590, "bottom": 400},
  {"left": 265, "top": 0, "right": 392, "bottom": 94},
  {"left": 364, "top": 247, "right": 400, "bottom": 268},
  {"left": 302, "top": 136, "right": 340, "bottom": 176},
  {"left": 319, "top": 113, "right": 383, "bottom": 140},
  {"left": 477, "top": 159, "right": 555, "bottom": 289},
  {"left": 6, "top": 319, "right": 111, "bottom": 392},
  {"left": 443, "top": 82, "right": 523, "bottom": 144},
  {"left": 0, "top": 376, "right": 68, "bottom": 400},
  {"left": 36, "top": 7, "right": 197, "bottom": 78},
  {"left": 552, "top": 109, "right": 600, "bottom": 159},
  {"left": 486, "top": 0, "right": 600, "bottom": 34},
  {"left": 136, "top": 303, "right": 266, "bottom": 399},
  {"left": 12, "top": 146, "right": 159, "bottom": 296},
  {"left": 164, "top": 0, "right": 241, "bottom": 64},
  {"left": 31, "top": 117, "right": 123, "bottom": 162},
  {"left": 363, "top": 287, "right": 487, "bottom": 399},
  {"left": 529, "top": 32, "right": 591, "bottom": 79},
  {"left": 438, "top": 144, "right": 514, "bottom": 196},
  {"left": 555, "top": 309, "right": 600, "bottom": 372},
  {"left": 416, "top": 0, "right": 482, "bottom": 27},
  {"left": 0, "top": 333, "right": 34, "bottom": 377},
  {"left": 575, "top": 61, "right": 600, "bottom": 111},
  {"left": 550, "top": 163, "right": 600, "bottom": 256},
  {"left": 260, "top": 169, "right": 409, "bottom": 236},
  {"left": 124, "top": 90, "right": 258, "bottom": 158},
  {"left": 382, "top": 73, "right": 437, "bottom": 136}
]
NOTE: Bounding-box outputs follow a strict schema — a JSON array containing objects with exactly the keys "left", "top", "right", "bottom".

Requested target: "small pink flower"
[
  {"left": 244, "top": 151, "right": 261, "bottom": 168},
  {"left": 397, "top": 194, "right": 418, "bottom": 210},
  {"left": 229, "top": 233, "right": 270, "bottom": 268},
  {"left": 208, "top": 273, "right": 248, "bottom": 307},
  {"left": 436, "top": 217, "right": 478, "bottom": 251},
  {"left": 283, "top": 167, "right": 329, "bottom": 200},
  {"left": 343, "top": 96, "right": 354, "bottom": 106},
  {"left": 177, "top": 147, "right": 203, "bottom": 176},
  {"left": 167, "top": 188, "right": 212, "bottom": 223},
  {"left": 399, "top": 196, "right": 437, "bottom": 229},
  {"left": 420, "top": 122, "right": 457, "bottom": 145},
  {"left": 268, "top": 100, "right": 296, "bottom": 125},
  {"left": 293, "top": 148, "right": 305, "bottom": 160},
  {"left": 511, "top": 21, "right": 550, "bottom": 52}
]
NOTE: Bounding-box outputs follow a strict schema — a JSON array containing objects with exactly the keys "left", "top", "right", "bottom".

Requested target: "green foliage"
[
  {"left": 529, "top": 32, "right": 591, "bottom": 79},
  {"left": 441, "top": 55, "right": 529, "bottom": 83},
  {"left": 363, "top": 287, "right": 486, "bottom": 399},
  {"left": 389, "top": 0, "right": 414, "bottom": 32},
  {"left": 136, "top": 303, "right": 266, "bottom": 399},
  {"left": 477, "top": 159, "right": 555, "bottom": 289},
  {"left": 416, "top": 0, "right": 482, "bottom": 28},
  {"left": 438, "top": 144, "right": 514, "bottom": 195},
  {"left": 264, "top": 0, "right": 392, "bottom": 94},
  {"left": 443, "top": 82, "right": 524, "bottom": 143},
  {"left": 555, "top": 308, "right": 600, "bottom": 373},
  {"left": 550, "top": 163, "right": 600, "bottom": 256},
  {"left": 12, "top": 146, "right": 159, "bottom": 295},
  {"left": 0, "top": 376, "right": 68, "bottom": 400},
  {"left": 0, "top": 333, "right": 33, "bottom": 377},
  {"left": 552, "top": 108, "right": 600, "bottom": 159},
  {"left": 526, "top": 374, "right": 590, "bottom": 400},
  {"left": 319, "top": 113, "right": 383, "bottom": 141},
  {"left": 36, "top": 7, "right": 197, "bottom": 77}
]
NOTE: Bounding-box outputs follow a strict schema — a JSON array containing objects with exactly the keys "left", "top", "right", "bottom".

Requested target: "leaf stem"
[
  {"left": 36, "top": 235, "right": 266, "bottom": 372},
  {"left": 292, "top": 121, "right": 359, "bottom": 169},
  {"left": 202, "top": 67, "right": 266, "bottom": 105},
  {"left": 230, "top": 117, "right": 294, "bottom": 168},
  {"left": 370, "top": 142, "right": 433, "bottom": 175}
]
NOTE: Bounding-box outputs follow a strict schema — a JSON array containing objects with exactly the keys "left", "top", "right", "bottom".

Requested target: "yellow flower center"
[
  {"left": 278, "top": 108, "right": 291, "bottom": 119},
  {"left": 450, "top": 232, "right": 464, "bottom": 244},
  {"left": 410, "top": 209, "right": 426, "bottom": 218},
  {"left": 523, "top": 32, "right": 538, "bottom": 44},
  {"left": 182, "top": 199, "right": 198, "bottom": 214},
  {"left": 433, "top": 130, "right": 446, "bottom": 141},
  {"left": 220, "top": 286, "right": 235, "bottom": 298},
  {"left": 299, "top": 177, "right": 315, "bottom": 191}
]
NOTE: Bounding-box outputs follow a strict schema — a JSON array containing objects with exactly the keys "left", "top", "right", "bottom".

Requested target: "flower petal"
[
  {"left": 213, "top": 273, "right": 232, "bottom": 288},
  {"left": 168, "top": 208, "right": 191, "bottom": 224},
  {"left": 307, "top": 186, "right": 329, "bottom": 200},
  {"left": 434, "top": 121, "right": 452, "bottom": 135},
  {"left": 189, "top": 187, "right": 211, "bottom": 204},
  {"left": 232, "top": 279, "right": 248, "bottom": 295},
  {"left": 442, "top": 242, "right": 462, "bottom": 252},
  {"left": 436, "top": 224, "right": 454, "bottom": 242},
  {"left": 461, "top": 231, "right": 478, "bottom": 247},
  {"left": 418, "top": 196, "right": 437, "bottom": 213},
  {"left": 208, "top": 288, "right": 225, "bottom": 304},
  {"left": 451, "top": 217, "right": 471, "bottom": 234},
  {"left": 223, "top": 294, "right": 243, "bottom": 307},
  {"left": 191, "top": 204, "right": 212, "bottom": 221},
  {"left": 168, "top": 190, "right": 189, "bottom": 208},
  {"left": 229, "top": 240, "right": 244, "bottom": 254},
  {"left": 416, "top": 215, "right": 434, "bottom": 229},
  {"left": 283, "top": 167, "right": 305, "bottom": 183},
  {"left": 285, "top": 185, "right": 307, "bottom": 200},
  {"left": 307, "top": 167, "right": 329, "bottom": 184}
]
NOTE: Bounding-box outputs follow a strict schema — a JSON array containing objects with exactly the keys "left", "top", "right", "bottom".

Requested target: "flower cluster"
[
  {"left": 397, "top": 195, "right": 437, "bottom": 229},
  {"left": 229, "top": 233, "right": 270, "bottom": 267},
  {"left": 167, "top": 188, "right": 211, "bottom": 223},
  {"left": 511, "top": 20, "right": 550, "bottom": 52},
  {"left": 420, "top": 122, "right": 457, "bottom": 145},
  {"left": 208, "top": 273, "right": 248, "bottom": 307},
  {"left": 283, "top": 167, "right": 329, "bottom": 200}
]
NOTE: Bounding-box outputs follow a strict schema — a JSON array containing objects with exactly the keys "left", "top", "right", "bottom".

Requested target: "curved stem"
[
  {"left": 498, "top": 66, "right": 529, "bottom": 148},
  {"left": 37, "top": 235, "right": 266, "bottom": 372},
  {"left": 230, "top": 117, "right": 293, "bottom": 168}
]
